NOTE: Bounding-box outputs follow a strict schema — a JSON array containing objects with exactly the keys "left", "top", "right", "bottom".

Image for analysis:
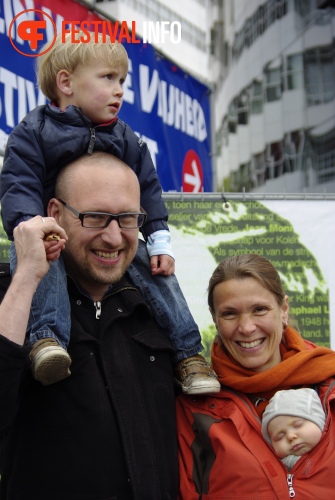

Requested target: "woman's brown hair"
[{"left": 208, "top": 254, "right": 286, "bottom": 313}]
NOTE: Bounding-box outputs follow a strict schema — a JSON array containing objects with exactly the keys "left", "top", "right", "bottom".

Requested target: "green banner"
[{"left": 165, "top": 197, "right": 334, "bottom": 357}]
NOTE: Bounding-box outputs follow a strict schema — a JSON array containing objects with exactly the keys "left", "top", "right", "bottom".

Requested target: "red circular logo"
[
  {"left": 182, "top": 150, "right": 204, "bottom": 192},
  {"left": 8, "top": 9, "right": 56, "bottom": 57}
]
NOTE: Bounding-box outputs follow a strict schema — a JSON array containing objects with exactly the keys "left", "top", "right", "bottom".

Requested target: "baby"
[{"left": 262, "top": 388, "right": 325, "bottom": 470}]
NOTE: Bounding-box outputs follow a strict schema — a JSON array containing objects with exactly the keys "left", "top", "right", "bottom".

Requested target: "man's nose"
[{"left": 100, "top": 220, "right": 123, "bottom": 245}]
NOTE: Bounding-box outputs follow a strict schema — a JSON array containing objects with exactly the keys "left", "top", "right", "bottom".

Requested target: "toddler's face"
[
  {"left": 67, "top": 60, "right": 127, "bottom": 124},
  {"left": 267, "top": 415, "right": 322, "bottom": 459}
]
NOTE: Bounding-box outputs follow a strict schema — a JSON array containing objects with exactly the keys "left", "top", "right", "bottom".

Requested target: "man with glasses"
[
  {"left": 0, "top": 152, "right": 178, "bottom": 499},
  {"left": 57, "top": 199, "right": 147, "bottom": 231}
]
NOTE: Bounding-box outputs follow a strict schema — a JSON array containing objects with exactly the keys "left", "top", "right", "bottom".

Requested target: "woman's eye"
[
  {"left": 221, "top": 311, "right": 236, "bottom": 319},
  {"left": 254, "top": 306, "right": 268, "bottom": 314}
]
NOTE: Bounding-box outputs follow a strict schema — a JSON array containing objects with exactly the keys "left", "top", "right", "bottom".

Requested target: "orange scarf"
[{"left": 211, "top": 326, "right": 335, "bottom": 415}]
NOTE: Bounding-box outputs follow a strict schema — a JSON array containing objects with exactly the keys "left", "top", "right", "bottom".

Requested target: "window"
[
  {"left": 267, "top": 0, "right": 277, "bottom": 25},
  {"left": 267, "top": 141, "right": 284, "bottom": 178},
  {"left": 239, "top": 162, "right": 254, "bottom": 190},
  {"left": 305, "top": 45, "right": 335, "bottom": 105},
  {"left": 286, "top": 54, "right": 303, "bottom": 90},
  {"left": 216, "top": 122, "right": 226, "bottom": 155},
  {"left": 250, "top": 80, "right": 263, "bottom": 114},
  {"left": 230, "top": 170, "right": 239, "bottom": 191},
  {"left": 252, "top": 152, "right": 266, "bottom": 186},
  {"left": 283, "top": 131, "right": 302, "bottom": 172},
  {"left": 228, "top": 100, "right": 237, "bottom": 133},
  {"left": 223, "top": 41, "right": 229, "bottom": 67},
  {"left": 312, "top": 135, "right": 335, "bottom": 183},
  {"left": 210, "top": 27, "right": 216, "bottom": 56},
  {"left": 294, "top": 0, "right": 312, "bottom": 17},
  {"left": 222, "top": 117, "right": 229, "bottom": 147},
  {"left": 237, "top": 91, "right": 249, "bottom": 125},
  {"left": 244, "top": 19, "right": 252, "bottom": 48},
  {"left": 266, "top": 66, "right": 282, "bottom": 102},
  {"left": 231, "top": 0, "right": 289, "bottom": 61}
]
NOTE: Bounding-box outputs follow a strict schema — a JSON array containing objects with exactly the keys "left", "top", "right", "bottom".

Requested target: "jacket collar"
[{"left": 47, "top": 103, "right": 118, "bottom": 129}]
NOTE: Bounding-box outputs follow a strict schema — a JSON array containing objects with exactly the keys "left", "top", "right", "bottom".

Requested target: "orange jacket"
[{"left": 177, "top": 380, "right": 335, "bottom": 499}]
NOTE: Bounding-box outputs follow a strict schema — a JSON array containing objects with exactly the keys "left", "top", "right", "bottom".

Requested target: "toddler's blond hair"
[{"left": 37, "top": 32, "right": 128, "bottom": 101}]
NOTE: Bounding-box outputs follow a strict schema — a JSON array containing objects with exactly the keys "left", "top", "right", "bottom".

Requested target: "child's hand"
[
  {"left": 150, "top": 254, "right": 175, "bottom": 276},
  {"left": 14, "top": 216, "right": 67, "bottom": 283},
  {"left": 44, "top": 238, "right": 66, "bottom": 261},
  {"left": 44, "top": 233, "right": 66, "bottom": 261}
]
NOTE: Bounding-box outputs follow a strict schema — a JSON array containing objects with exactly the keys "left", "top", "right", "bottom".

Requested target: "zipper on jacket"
[
  {"left": 88, "top": 128, "right": 96, "bottom": 154},
  {"left": 93, "top": 286, "right": 139, "bottom": 320},
  {"left": 94, "top": 301, "right": 101, "bottom": 319},
  {"left": 287, "top": 474, "right": 295, "bottom": 498}
]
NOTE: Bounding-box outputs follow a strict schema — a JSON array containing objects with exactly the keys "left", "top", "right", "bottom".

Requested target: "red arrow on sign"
[{"left": 182, "top": 150, "right": 203, "bottom": 192}]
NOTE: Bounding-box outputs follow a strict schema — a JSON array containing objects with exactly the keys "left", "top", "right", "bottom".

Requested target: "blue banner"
[{"left": 0, "top": 0, "right": 212, "bottom": 192}]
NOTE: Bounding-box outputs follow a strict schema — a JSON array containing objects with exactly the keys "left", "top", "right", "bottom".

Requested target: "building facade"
[
  {"left": 212, "top": 0, "right": 335, "bottom": 193},
  {"left": 1, "top": 0, "right": 334, "bottom": 193},
  {"left": 95, "top": 0, "right": 335, "bottom": 193},
  {"left": 92, "top": 0, "right": 212, "bottom": 84}
]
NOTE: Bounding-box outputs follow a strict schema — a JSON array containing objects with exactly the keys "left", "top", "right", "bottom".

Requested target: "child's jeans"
[
  {"left": 10, "top": 240, "right": 203, "bottom": 361},
  {"left": 10, "top": 243, "right": 70, "bottom": 348},
  {"left": 128, "top": 239, "right": 203, "bottom": 361}
]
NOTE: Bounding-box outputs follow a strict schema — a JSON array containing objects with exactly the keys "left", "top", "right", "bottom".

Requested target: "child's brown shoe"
[
  {"left": 29, "top": 338, "right": 71, "bottom": 386},
  {"left": 175, "top": 354, "right": 220, "bottom": 395}
]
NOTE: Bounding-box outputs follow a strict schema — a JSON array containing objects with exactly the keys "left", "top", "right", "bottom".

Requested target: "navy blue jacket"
[{"left": 0, "top": 104, "right": 169, "bottom": 239}]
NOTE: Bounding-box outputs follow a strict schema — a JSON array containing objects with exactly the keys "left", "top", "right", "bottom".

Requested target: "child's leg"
[
  {"left": 127, "top": 239, "right": 220, "bottom": 395},
  {"left": 10, "top": 243, "right": 71, "bottom": 385},
  {"left": 128, "top": 240, "right": 202, "bottom": 360}
]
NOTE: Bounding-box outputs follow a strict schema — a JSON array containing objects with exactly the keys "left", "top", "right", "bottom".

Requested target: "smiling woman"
[
  {"left": 208, "top": 254, "right": 288, "bottom": 375},
  {"left": 210, "top": 276, "right": 287, "bottom": 373},
  {"left": 176, "top": 254, "right": 335, "bottom": 499}
]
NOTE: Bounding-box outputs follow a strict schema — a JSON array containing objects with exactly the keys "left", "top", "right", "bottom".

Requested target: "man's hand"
[
  {"left": 0, "top": 217, "right": 67, "bottom": 346},
  {"left": 150, "top": 254, "right": 175, "bottom": 276},
  {"left": 14, "top": 216, "right": 67, "bottom": 285}
]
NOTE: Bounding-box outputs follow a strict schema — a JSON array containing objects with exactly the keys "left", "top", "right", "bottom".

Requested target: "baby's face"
[{"left": 267, "top": 415, "right": 322, "bottom": 459}]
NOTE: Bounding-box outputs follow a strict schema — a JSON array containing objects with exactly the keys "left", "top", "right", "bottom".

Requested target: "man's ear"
[
  {"left": 56, "top": 70, "right": 73, "bottom": 96},
  {"left": 48, "top": 198, "right": 61, "bottom": 221}
]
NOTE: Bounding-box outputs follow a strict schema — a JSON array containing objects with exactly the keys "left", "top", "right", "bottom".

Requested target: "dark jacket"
[
  {"left": 0, "top": 266, "right": 178, "bottom": 500},
  {"left": 0, "top": 104, "right": 168, "bottom": 239}
]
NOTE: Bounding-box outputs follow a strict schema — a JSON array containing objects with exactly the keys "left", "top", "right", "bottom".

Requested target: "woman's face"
[{"left": 211, "top": 277, "right": 288, "bottom": 372}]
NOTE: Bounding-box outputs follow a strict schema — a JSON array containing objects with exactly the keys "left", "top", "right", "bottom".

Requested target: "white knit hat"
[{"left": 262, "top": 388, "right": 325, "bottom": 444}]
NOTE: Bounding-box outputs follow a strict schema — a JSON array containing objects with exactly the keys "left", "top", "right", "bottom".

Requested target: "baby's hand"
[{"left": 150, "top": 254, "right": 175, "bottom": 276}]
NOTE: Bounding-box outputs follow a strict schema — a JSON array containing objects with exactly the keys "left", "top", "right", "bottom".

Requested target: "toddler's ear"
[{"left": 56, "top": 70, "right": 73, "bottom": 96}]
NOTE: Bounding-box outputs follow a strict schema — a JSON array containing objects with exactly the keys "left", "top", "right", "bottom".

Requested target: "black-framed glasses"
[{"left": 58, "top": 199, "right": 147, "bottom": 229}]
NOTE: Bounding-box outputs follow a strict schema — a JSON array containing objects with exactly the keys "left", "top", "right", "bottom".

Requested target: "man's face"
[{"left": 50, "top": 164, "right": 140, "bottom": 301}]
